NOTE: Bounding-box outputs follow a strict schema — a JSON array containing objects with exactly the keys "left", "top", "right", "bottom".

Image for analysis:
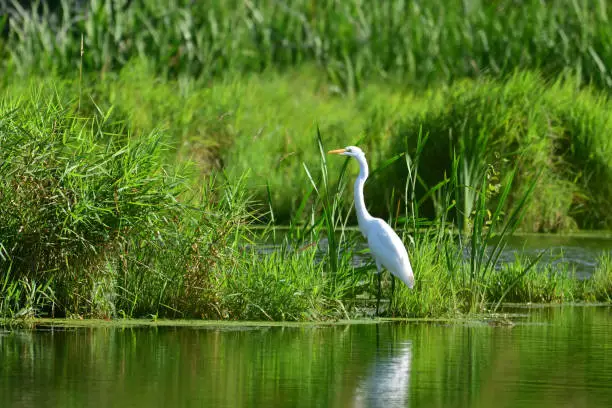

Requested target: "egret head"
[{"left": 327, "top": 146, "right": 365, "bottom": 158}]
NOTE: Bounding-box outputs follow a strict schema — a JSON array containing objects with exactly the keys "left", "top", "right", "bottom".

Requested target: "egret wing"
[{"left": 366, "top": 219, "right": 414, "bottom": 288}]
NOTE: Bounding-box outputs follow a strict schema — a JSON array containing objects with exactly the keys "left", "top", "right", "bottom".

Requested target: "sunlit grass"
[{"left": 11, "top": 65, "right": 609, "bottom": 232}]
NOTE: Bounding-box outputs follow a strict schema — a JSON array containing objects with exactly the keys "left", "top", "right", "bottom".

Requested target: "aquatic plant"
[
  {"left": 583, "top": 253, "right": 612, "bottom": 302},
  {"left": 0, "top": 85, "right": 184, "bottom": 308},
  {"left": 109, "top": 172, "right": 257, "bottom": 319},
  {"left": 0, "top": 266, "right": 55, "bottom": 319},
  {"left": 385, "top": 72, "right": 612, "bottom": 233}
]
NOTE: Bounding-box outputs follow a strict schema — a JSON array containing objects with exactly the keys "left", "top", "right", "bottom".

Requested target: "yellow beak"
[{"left": 327, "top": 148, "right": 346, "bottom": 155}]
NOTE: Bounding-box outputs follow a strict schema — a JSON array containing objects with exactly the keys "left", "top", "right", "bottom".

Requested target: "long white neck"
[{"left": 353, "top": 154, "right": 374, "bottom": 228}]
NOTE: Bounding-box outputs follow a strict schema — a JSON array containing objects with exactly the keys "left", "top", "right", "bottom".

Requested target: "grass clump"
[
  {"left": 219, "top": 248, "right": 338, "bottom": 321},
  {"left": 583, "top": 253, "right": 612, "bottom": 302},
  {"left": 488, "top": 259, "right": 580, "bottom": 304},
  {"left": 104, "top": 174, "right": 255, "bottom": 319},
  {"left": 379, "top": 72, "right": 612, "bottom": 232},
  {"left": 0, "top": 87, "right": 181, "bottom": 274},
  {"left": 386, "top": 248, "right": 612, "bottom": 318},
  {"left": 0, "top": 267, "right": 55, "bottom": 319},
  {"left": 485, "top": 252, "right": 612, "bottom": 305},
  {"left": 0, "top": 83, "right": 254, "bottom": 319}
]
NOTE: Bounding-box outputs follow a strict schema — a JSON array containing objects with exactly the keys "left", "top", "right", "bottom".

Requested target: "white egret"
[{"left": 328, "top": 146, "right": 414, "bottom": 315}]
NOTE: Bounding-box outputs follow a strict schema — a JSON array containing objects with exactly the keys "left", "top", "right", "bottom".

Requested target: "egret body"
[{"left": 328, "top": 146, "right": 414, "bottom": 314}]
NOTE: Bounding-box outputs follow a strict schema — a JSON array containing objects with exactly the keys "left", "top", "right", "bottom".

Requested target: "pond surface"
[
  {"left": 262, "top": 231, "right": 612, "bottom": 277},
  {"left": 501, "top": 234, "right": 612, "bottom": 277},
  {"left": 2, "top": 306, "right": 612, "bottom": 408}
]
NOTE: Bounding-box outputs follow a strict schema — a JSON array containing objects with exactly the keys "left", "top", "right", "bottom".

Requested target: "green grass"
[
  {"left": 5, "top": 0, "right": 612, "bottom": 94},
  {"left": 389, "top": 72, "right": 612, "bottom": 232},
  {"left": 0, "top": 82, "right": 255, "bottom": 319},
  {"left": 1, "top": 65, "right": 612, "bottom": 321},
  {"left": 29, "top": 64, "right": 611, "bottom": 232},
  {"left": 0, "top": 266, "right": 55, "bottom": 319}
]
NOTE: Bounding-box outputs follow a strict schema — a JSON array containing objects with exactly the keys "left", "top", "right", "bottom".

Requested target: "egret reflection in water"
[
  {"left": 3, "top": 308, "right": 612, "bottom": 408},
  {"left": 353, "top": 326, "right": 412, "bottom": 408}
]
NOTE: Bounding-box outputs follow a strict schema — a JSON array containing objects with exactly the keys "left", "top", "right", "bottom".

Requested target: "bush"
[{"left": 0, "top": 83, "right": 254, "bottom": 318}]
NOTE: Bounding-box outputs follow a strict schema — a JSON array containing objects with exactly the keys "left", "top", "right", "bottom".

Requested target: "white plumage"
[
  {"left": 365, "top": 219, "right": 414, "bottom": 289},
  {"left": 328, "top": 146, "right": 415, "bottom": 313}
]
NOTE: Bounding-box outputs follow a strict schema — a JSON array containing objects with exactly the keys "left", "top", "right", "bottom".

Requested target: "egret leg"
[
  {"left": 376, "top": 273, "right": 382, "bottom": 316},
  {"left": 375, "top": 260, "right": 382, "bottom": 316},
  {"left": 391, "top": 276, "right": 396, "bottom": 309}
]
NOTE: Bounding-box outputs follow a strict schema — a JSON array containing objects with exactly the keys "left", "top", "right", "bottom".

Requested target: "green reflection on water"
[{"left": 1, "top": 307, "right": 611, "bottom": 408}]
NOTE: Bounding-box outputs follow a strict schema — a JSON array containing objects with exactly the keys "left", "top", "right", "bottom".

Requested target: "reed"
[
  {"left": 0, "top": 82, "right": 254, "bottom": 318},
  {"left": 4, "top": 0, "right": 612, "bottom": 94}
]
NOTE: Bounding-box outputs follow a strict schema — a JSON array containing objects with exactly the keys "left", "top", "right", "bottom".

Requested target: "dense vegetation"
[
  {"left": 4, "top": 0, "right": 612, "bottom": 91},
  {"left": 1, "top": 0, "right": 611, "bottom": 321}
]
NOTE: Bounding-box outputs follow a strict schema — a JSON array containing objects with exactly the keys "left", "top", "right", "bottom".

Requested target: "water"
[
  {"left": 501, "top": 234, "right": 612, "bottom": 277},
  {"left": 260, "top": 232, "right": 612, "bottom": 277},
  {"left": 2, "top": 306, "right": 611, "bottom": 408}
]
